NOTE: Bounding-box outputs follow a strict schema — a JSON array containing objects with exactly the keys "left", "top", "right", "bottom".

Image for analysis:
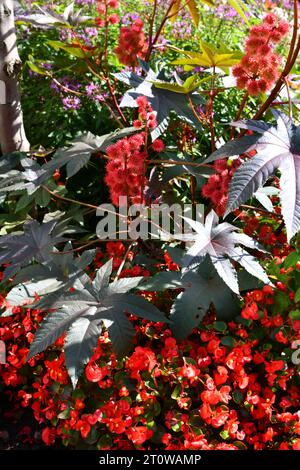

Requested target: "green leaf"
[
  {"left": 27, "top": 60, "right": 49, "bottom": 76},
  {"left": 289, "top": 310, "right": 300, "bottom": 320},
  {"left": 295, "top": 287, "right": 300, "bottom": 303},
  {"left": 171, "top": 423, "right": 182, "bottom": 432},
  {"left": 273, "top": 290, "right": 291, "bottom": 311},
  {"left": 171, "top": 41, "right": 243, "bottom": 73},
  {"left": 151, "top": 75, "right": 210, "bottom": 94},
  {"left": 34, "top": 187, "right": 51, "bottom": 207},
  {"left": 284, "top": 251, "right": 300, "bottom": 268},
  {"left": 169, "top": 0, "right": 213, "bottom": 26},
  {"left": 48, "top": 40, "right": 94, "bottom": 59},
  {"left": 171, "top": 385, "right": 181, "bottom": 399},
  {"left": 57, "top": 409, "right": 70, "bottom": 420},
  {"left": 213, "top": 321, "right": 227, "bottom": 332},
  {"left": 97, "top": 435, "right": 113, "bottom": 450},
  {"left": 220, "top": 336, "right": 235, "bottom": 348},
  {"left": 15, "top": 192, "right": 35, "bottom": 212},
  {"left": 232, "top": 390, "right": 244, "bottom": 404},
  {"left": 186, "top": 0, "right": 201, "bottom": 26},
  {"left": 151, "top": 79, "right": 190, "bottom": 94},
  {"left": 220, "top": 430, "right": 230, "bottom": 440},
  {"left": 228, "top": 0, "right": 250, "bottom": 26}
]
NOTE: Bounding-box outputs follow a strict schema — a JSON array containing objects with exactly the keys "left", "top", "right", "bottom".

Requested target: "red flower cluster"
[
  {"left": 106, "top": 241, "right": 126, "bottom": 269},
  {"left": 134, "top": 96, "right": 164, "bottom": 152},
  {"left": 233, "top": 13, "right": 289, "bottom": 96},
  {"left": 238, "top": 208, "right": 289, "bottom": 258},
  {"left": 95, "top": 0, "right": 120, "bottom": 28},
  {"left": 115, "top": 18, "right": 147, "bottom": 67},
  {"left": 201, "top": 157, "right": 241, "bottom": 216},
  {"left": 92, "top": 242, "right": 149, "bottom": 274},
  {"left": 104, "top": 132, "right": 148, "bottom": 206},
  {"left": 104, "top": 97, "right": 163, "bottom": 206},
  {"left": 133, "top": 95, "right": 158, "bottom": 131}
]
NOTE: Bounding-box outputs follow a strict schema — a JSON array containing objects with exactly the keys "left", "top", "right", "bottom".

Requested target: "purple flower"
[
  {"left": 121, "top": 13, "right": 140, "bottom": 26},
  {"left": 51, "top": 76, "right": 81, "bottom": 94},
  {"left": 50, "top": 80, "right": 60, "bottom": 93},
  {"left": 215, "top": 4, "right": 238, "bottom": 20},
  {"left": 75, "top": 0, "right": 95, "bottom": 4},
  {"left": 86, "top": 82, "right": 98, "bottom": 97},
  {"left": 193, "top": 67, "right": 204, "bottom": 73},
  {"left": 50, "top": 76, "right": 81, "bottom": 110},
  {"left": 62, "top": 96, "right": 81, "bottom": 110},
  {"left": 85, "top": 82, "right": 107, "bottom": 103},
  {"left": 95, "top": 94, "right": 106, "bottom": 102},
  {"left": 59, "top": 27, "right": 98, "bottom": 46}
]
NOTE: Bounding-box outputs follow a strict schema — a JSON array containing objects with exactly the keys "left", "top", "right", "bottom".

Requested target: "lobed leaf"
[
  {"left": 115, "top": 64, "right": 203, "bottom": 139},
  {"left": 221, "top": 113, "right": 300, "bottom": 241},
  {"left": 25, "top": 262, "right": 168, "bottom": 387}
]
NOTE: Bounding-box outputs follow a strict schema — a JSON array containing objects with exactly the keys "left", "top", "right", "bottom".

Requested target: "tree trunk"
[{"left": 0, "top": 0, "right": 29, "bottom": 153}]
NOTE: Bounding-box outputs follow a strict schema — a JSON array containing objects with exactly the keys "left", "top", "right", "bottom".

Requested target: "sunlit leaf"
[
  {"left": 171, "top": 210, "right": 271, "bottom": 294},
  {"left": 48, "top": 40, "right": 95, "bottom": 59},
  {"left": 208, "top": 112, "right": 300, "bottom": 242},
  {"left": 228, "top": 0, "right": 250, "bottom": 25},
  {"left": 152, "top": 74, "right": 213, "bottom": 94},
  {"left": 171, "top": 41, "right": 242, "bottom": 73},
  {"left": 169, "top": 0, "right": 214, "bottom": 26}
]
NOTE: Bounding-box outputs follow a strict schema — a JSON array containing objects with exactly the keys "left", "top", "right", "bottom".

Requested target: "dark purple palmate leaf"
[
  {"left": 173, "top": 210, "right": 270, "bottom": 294},
  {"left": 114, "top": 61, "right": 203, "bottom": 140},
  {"left": 205, "top": 112, "right": 300, "bottom": 242},
  {"left": 26, "top": 260, "right": 168, "bottom": 388}
]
